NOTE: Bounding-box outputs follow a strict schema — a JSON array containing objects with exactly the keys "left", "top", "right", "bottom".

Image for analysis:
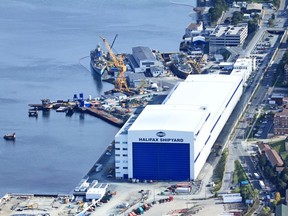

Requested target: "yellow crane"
[{"left": 99, "top": 35, "right": 129, "bottom": 92}]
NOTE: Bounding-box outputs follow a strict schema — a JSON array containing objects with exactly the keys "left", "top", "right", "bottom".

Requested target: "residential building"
[{"left": 274, "top": 108, "right": 288, "bottom": 135}]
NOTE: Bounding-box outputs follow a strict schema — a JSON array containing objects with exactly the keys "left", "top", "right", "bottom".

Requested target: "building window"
[
  {"left": 122, "top": 142, "right": 128, "bottom": 144},
  {"left": 123, "top": 154, "right": 128, "bottom": 157},
  {"left": 116, "top": 167, "right": 119, "bottom": 169},
  {"left": 115, "top": 154, "right": 120, "bottom": 157},
  {"left": 123, "top": 148, "right": 128, "bottom": 150},
  {"left": 115, "top": 148, "right": 120, "bottom": 150},
  {"left": 115, "top": 160, "right": 120, "bottom": 163},
  {"left": 115, "top": 141, "right": 120, "bottom": 144},
  {"left": 123, "top": 167, "right": 128, "bottom": 169}
]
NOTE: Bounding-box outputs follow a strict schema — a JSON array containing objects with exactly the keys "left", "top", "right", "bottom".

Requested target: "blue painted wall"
[{"left": 132, "top": 142, "right": 190, "bottom": 180}]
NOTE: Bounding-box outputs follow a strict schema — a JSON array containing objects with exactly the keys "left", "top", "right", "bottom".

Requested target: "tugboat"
[{"left": 3, "top": 132, "right": 16, "bottom": 141}]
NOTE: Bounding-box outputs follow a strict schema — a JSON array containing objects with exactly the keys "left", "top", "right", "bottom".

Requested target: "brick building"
[{"left": 274, "top": 108, "right": 288, "bottom": 135}]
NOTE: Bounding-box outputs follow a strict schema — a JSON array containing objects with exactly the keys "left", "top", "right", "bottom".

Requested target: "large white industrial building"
[{"left": 114, "top": 74, "right": 243, "bottom": 180}]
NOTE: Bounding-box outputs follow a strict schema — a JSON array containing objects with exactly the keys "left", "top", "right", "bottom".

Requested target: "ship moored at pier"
[{"left": 90, "top": 44, "right": 107, "bottom": 76}]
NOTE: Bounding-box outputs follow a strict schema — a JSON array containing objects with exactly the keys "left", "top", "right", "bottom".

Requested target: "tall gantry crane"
[{"left": 99, "top": 36, "right": 129, "bottom": 92}]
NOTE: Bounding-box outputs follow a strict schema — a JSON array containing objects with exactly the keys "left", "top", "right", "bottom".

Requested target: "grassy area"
[
  {"left": 270, "top": 140, "right": 285, "bottom": 152},
  {"left": 281, "top": 152, "right": 288, "bottom": 161},
  {"left": 212, "top": 148, "right": 229, "bottom": 192},
  {"left": 233, "top": 160, "right": 248, "bottom": 184},
  {"left": 270, "top": 140, "right": 288, "bottom": 161}
]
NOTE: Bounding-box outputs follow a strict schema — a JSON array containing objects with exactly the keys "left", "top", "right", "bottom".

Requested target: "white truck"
[{"left": 259, "top": 180, "right": 266, "bottom": 190}]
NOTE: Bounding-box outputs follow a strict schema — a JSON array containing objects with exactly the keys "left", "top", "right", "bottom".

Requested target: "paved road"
[{"left": 221, "top": 2, "right": 288, "bottom": 193}]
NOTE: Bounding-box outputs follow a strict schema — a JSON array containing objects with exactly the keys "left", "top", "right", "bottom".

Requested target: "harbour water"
[{"left": 0, "top": 0, "right": 195, "bottom": 196}]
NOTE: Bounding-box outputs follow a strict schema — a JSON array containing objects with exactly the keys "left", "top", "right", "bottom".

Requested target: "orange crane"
[{"left": 99, "top": 35, "right": 129, "bottom": 92}]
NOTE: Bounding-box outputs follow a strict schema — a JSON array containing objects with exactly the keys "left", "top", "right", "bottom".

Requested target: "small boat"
[
  {"left": 3, "top": 133, "right": 16, "bottom": 141},
  {"left": 28, "top": 109, "right": 38, "bottom": 117}
]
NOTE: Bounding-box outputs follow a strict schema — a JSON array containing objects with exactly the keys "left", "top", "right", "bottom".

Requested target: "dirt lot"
[{"left": 89, "top": 182, "right": 225, "bottom": 216}]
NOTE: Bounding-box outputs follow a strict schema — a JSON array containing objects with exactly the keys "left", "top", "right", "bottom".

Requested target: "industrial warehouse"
[{"left": 114, "top": 73, "right": 246, "bottom": 181}]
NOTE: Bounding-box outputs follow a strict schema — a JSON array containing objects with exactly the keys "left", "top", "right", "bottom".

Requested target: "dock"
[
  {"left": 28, "top": 91, "right": 155, "bottom": 127},
  {"left": 81, "top": 107, "right": 126, "bottom": 127}
]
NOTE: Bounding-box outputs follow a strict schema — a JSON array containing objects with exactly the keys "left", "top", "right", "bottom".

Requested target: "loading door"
[{"left": 132, "top": 142, "right": 190, "bottom": 180}]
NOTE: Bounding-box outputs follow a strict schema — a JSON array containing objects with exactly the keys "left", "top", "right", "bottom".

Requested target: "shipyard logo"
[{"left": 156, "top": 131, "right": 166, "bottom": 137}]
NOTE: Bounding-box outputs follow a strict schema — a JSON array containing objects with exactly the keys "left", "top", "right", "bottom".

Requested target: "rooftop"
[
  {"left": 257, "top": 142, "right": 271, "bottom": 152},
  {"left": 265, "top": 149, "right": 284, "bottom": 167},
  {"left": 129, "top": 74, "right": 243, "bottom": 133},
  {"left": 246, "top": 3, "right": 263, "bottom": 11},
  {"left": 210, "top": 25, "right": 247, "bottom": 37},
  {"left": 129, "top": 104, "right": 209, "bottom": 132},
  {"left": 132, "top": 46, "right": 156, "bottom": 61},
  {"left": 275, "top": 108, "right": 288, "bottom": 117}
]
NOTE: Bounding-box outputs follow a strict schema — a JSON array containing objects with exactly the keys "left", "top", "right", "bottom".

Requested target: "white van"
[{"left": 254, "top": 173, "right": 260, "bottom": 179}]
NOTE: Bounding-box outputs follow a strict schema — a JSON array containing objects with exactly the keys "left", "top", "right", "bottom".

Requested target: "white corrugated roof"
[
  {"left": 166, "top": 74, "right": 242, "bottom": 107},
  {"left": 129, "top": 75, "right": 242, "bottom": 133},
  {"left": 129, "top": 104, "right": 209, "bottom": 132}
]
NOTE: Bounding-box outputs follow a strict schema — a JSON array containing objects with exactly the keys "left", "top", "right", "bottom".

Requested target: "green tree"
[
  {"left": 264, "top": 165, "right": 274, "bottom": 179},
  {"left": 260, "top": 206, "right": 271, "bottom": 215},
  {"left": 248, "top": 20, "right": 258, "bottom": 34},
  {"left": 241, "top": 186, "right": 249, "bottom": 199},
  {"left": 208, "top": 0, "right": 227, "bottom": 25},
  {"left": 252, "top": 189, "right": 259, "bottom": 199},
  {"left": 258, "top": 154, "right": 267, "bottom": 167},
  {"left": 272, "top": 200, "right": 278, "bottom": 207},
  {"left": 282, "top": 173, "right": 288, "bottom": 182},
  {"left": 232, "top": 11, "right": 244, "bottom": 25},
  {"left": 278, "top": 179, "right": 287, "bottom": 191}
]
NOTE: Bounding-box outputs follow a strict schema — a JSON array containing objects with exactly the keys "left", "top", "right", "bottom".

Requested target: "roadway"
[{"left": 221, "top": 3, "right": 288, "bottom": 194}]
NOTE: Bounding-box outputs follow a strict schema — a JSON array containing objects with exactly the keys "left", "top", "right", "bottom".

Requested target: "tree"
[
  {"left": 275, "top": 192, "right": 281, "bottom": 203},
  {"left": 272, "top": 200, "right": 278, "bottom": 207},
  {"left": 258, "top": 154, "right": 267, "bottom": 167},
  {"left": 232, "top": 11, "right": 244, "bottom": 25},
  {"left": 281, "top": 173, "right": 288, "bottom": 183},
  {"left": 252, "top": 189, "right": 259, "bottom": 199},
  {"left": 260, "top": 206, "right": 271, "bottom": 216},
  {"left": 248, "top": 19, "right": 258, "bottom": 34},
  {"left": 264, "top": 165, "right": 274, "bottom": 180},
  {"left": 278, "top": 179, "right": 287, "bottom": 191},
  {"left": 241, "top": 186, "right": 249, "bottom": 199}
]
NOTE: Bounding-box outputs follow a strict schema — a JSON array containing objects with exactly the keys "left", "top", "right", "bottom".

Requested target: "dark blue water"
[{"left": 0, "top": 0, "right": 194, "bottom": 196}]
